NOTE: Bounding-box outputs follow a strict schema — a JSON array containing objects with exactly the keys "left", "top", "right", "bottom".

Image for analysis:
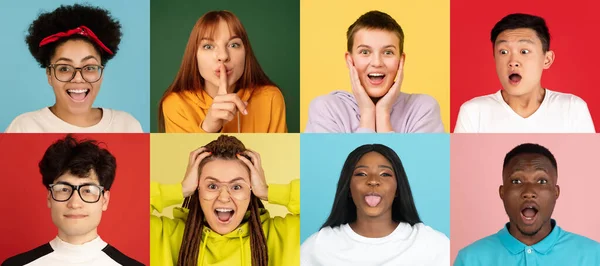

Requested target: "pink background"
[{"left": 451, "top": 134, "right": 600, "bottom": 264}]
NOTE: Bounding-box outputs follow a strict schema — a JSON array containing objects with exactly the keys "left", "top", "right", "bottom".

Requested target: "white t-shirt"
[
  {"left": 1, "top": 236, "right": 142, "bottom": 266},
  {"left": 300, "top": 223, "right": 449, "bottom": 266},
  {"left": 4, "top": 107, "right": 143, "bottom": 133},
  {"left": 454, "top": 89, "right": 595, "bottom": 133}
]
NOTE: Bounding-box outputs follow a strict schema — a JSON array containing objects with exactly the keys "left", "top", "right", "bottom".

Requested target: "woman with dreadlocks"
[{"left": 150, "top": 135, "right": 300, "bottom": 266}]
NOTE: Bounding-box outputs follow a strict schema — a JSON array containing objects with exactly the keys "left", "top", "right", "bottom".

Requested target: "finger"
[
  {"left": 217, "top": 63, "right": 228, "bottom": 96},
  {"left": 211, "top": 102, "right": 237, "bottom": 113},
  {"left": 194, "top": 150, "right": 212, "bottom": 167},
  {"left": 213, "top": 109, "right": 235, "bottom": 122},
  {"left": 244, "top": 149, "right": 262, "bottom": 169},
  {"left": 189, "top": 147, "right": 207, "bottom": 165},
  {"left": 236, "top": 153, "right": 256, "bottom": 173},
  {"left": 221, "top": 94, "right": 248, "bottom": 115}
]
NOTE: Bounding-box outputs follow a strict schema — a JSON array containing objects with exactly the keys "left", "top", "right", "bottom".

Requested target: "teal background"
[
  {"left": 0, "top": 0, "right": 150, "bottom": 132},
  {"left": 150, "top": 0, "right": 300, "bottom": 132},
  {"left": 300, "top": 133, "right": 451, "bottom": 243}
]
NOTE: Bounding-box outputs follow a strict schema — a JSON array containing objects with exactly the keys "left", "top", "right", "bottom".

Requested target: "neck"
[
  {"left": 508, "top": 220, "right": 553, "bottom": 246},
  {"left": 350, "top": 212, "right": 398, "bottom": 238},
  {"left": 49, "top": 105, "right": 102, "bottom": 127},
  {"left": 57, "top": 229, "right": 98, "bottom": 245},
  {"left": 500, "top": 86, "right": 545, "bottom": 118}
]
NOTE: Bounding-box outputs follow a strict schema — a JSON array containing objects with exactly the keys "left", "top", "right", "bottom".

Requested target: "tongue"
[
  {"left": 522, "top": 208, "right": 536, "bottom": 218},
  {"left": 369, "top": 76, "right": 384, "bottom": 81},
  {"left": 216, "top": 211, "right": 233, "bottom": 222},
  {"left": 510, "top": 75, "right": 522, "bottom": 82},
  {"left": 69, "top": 92, "right": 86, "bottom": 101},
  {"left": 365, "top": 195, "right": 381, "bottom": 207}
]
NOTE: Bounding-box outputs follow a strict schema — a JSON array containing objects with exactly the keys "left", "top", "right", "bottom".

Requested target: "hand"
[
  {"left": 181, "top": 147, "right": 212, "bottom": 197},
  {"left": 375, "top": 55, "right": 405, "bottom": 132},
  {"left": 346, "top": 56, "right": 375, "bottom": 130},
  {"left": 201, "top": 63, "right": 248, "bottom": 133},
  {"left": 236, "top": 149, "right": 268, "bottom": 201}
]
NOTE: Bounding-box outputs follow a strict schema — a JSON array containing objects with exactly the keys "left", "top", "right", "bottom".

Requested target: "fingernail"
[{"left": 243, "top": 110, "right": 248, "bottom": 115}]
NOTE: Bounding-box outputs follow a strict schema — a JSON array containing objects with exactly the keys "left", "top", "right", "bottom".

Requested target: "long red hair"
[{"left": 158, "top": 11, "right": 276, "bottom": 132}]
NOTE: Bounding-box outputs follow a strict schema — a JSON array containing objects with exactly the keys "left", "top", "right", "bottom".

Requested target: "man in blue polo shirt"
[{"left": 454, "top": 143, "right": 600, "bottom": 265}]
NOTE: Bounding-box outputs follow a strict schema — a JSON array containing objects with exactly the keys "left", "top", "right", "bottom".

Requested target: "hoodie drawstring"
[
  {"left": 237, "top": 112, "right": 241, "bottom": 133},
  {"left": 238, "top": 228, "right": 245, "bottom": 266},
  {"left": 200, "top": 229, "right": 209, "bottom": 266}
]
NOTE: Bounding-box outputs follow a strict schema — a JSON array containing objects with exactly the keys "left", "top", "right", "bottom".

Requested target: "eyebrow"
[
  {"left": 356, "top": 44, "right": 397, "bottom": 50},
  {"left": 355, "top": 165, "right": 393, "bottom": 170},
  {"left": 55, "top": 181, "right": 101, "bottom": 186},
  {"left": 54, "top": 55, "right": 99, "bottom": 64},
  {"left": 204, "top": 176, "right": 247, "bottom": 183},
  {"left": 495, "top": 39, "right": 535, "bottom": 45},
  {"left": 200, "top": 36, "right": 242, "bottom": 42}
]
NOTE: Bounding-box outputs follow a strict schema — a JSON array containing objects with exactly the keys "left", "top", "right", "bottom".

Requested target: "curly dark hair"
[
  {"left": 25, "top": 3, "right": 122, "bottom": 68},
  {"left": 39, "top": 134, "right": 117, "bottom": 190}
]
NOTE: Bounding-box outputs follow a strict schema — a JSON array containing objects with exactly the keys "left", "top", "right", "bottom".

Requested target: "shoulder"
[
  {"left": 102, "top": 244, "right": 144, "bottom": 266},
  {"left": 161, "top": 92, "right": 186, "bottom": 109},
  {"left": 401, "top": 93, "right": 439, "bottom": 107},
  {"left": 103, "top": 109, "right": 143, "bottom": 132},
  {"left": 559, "top": 229, "right": 600, "bottom": 250},
  {"left": 2, "top": 243, "right": 53, "bottom": 266},
  {"left": 309, "top": 91, "right": 356, "bottom": 110},
  {"left": 456, "top": 233, "right": 502, "bottom": 259},
  {"left": 5, "top": 108, "right": 48, "bottom": 133},
  {"left": 301, "top": 226, "right": 340, "bottom": 249},
  {"left": 458, "top": 92, "right": 501, "bottom": 112},
  {"left": 412, "top": 223, "right": 449, "bottom": 242},
  {"left": 251, "top": 85, "right": 284, "bottom": 101},
  {"left": 546, "top": 89, "right": 588, "bottom": 106}
]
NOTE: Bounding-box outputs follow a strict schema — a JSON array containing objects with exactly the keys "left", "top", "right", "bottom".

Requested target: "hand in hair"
[
  {"left": 346, "top": 56, "right": 375, "bottom": 131},
  {"left": 237, "top": 149, "right": 269, "bottom": 201},
  {"left": 181, "top": 147, "right": 212, "bottom": 197},
  {"left": 375, "top": 55, "right": 405, "bottom": 132},
  {"left": 201, "top": 63, "right": 249, "bottom": 133}
]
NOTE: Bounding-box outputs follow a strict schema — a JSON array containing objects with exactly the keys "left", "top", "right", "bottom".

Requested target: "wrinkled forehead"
[
  {"left": 200, "top": 158, "right": 250, "bottom": 183},
  {"left": 503, "top": 153, "right": 556, "bottom": 177}
]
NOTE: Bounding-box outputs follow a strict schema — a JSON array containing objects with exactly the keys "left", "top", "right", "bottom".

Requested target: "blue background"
[
  {"left": 0, "top": 0, "right": 150, "bottom": 132},
  {"left": 300, "top": 133, "right": 450, "bottom": 243}
]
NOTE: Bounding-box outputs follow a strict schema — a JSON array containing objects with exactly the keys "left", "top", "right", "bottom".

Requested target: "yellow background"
[
  {"left": 151, "top": 133, "right": 300, "bottom": 218},
  {"left": 300, "top": 0, "right": 450, "bottom": 132}
]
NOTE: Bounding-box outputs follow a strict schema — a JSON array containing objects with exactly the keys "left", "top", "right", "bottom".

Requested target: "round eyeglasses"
[
  {"left": 48, "top": 182, "right": 105, "bottom": 203},
  {"left": 198, "top": 180, "right": 252, "bottom": 201},
  {"left": 48, "top": 64, "right": 104, "bottom": 83}
]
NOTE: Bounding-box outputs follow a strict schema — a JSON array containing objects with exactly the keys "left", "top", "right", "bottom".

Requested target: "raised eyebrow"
[
  {"left": 356, "top": 44, "right": 372, "bottom": 50},
  {"left": 379, "top": 165, "right": 393, "bottom": 170},
  {"left": 81, "top": 55, "right": 99, "bottom": 63},
  {"left": 382, "top": 45, "right": 397, "bottom": 50},
  {"left": 54, "top": 57, "right": 73, "bottom": 63}
]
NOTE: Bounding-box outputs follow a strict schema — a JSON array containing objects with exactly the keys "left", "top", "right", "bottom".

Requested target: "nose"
[
  {"left": 370, "top": 53, "right": 383, "bottom": 67},
  {"left": 70, "top": 69, "right": 85, "bottom": 82},
  {"left": 367, "top": 176, "right": 380, "bottom": 187},
  {"left": 508, "top": 56, "right": 520, "bottom": 68},
  {"left": 521, "top": 184, "right": 537, "bottom": 199},
  {"left": 217, "top": 186, "right": 232, "bottom": 202},
  {"left": 216, "top": 46, "right": 230, "bottom": 63},
  {"left": 66, "top": 191, "right": 84, "bottom": 208}
]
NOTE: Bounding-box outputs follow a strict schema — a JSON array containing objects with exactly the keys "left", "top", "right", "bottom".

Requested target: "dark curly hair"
[
  {"left": 25, "top": 3, "right": 122, "bottom": 68},
  {"left": 39, "top": 134, "right": 117, "bottom": 190}
]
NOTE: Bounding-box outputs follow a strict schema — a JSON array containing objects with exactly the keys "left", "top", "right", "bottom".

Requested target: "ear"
[
  {"left": 543, "top": 50, "right": 555, "bottom": 69},
  {"left": 46, "top": 68, "right": 52, "bottom": 86},
  {"left": 555, "top": 185, "right": 560, "bottom": 200},
  {"left": 499, "top": 185, "right": 504, "bottom": 200},
  {"left": 102, "top": 190, "right": 111, "bottom": 211},
  {"left": 47, "top": 190, "right": 52, "bottom": 209},
  {"left": 345, "top": 52, "right": 353, "bottom": 67}
]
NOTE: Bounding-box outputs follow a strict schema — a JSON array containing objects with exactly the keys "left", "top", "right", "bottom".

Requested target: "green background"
[{"left": 150, "top": 0, "right": 300, "bottom": 132}]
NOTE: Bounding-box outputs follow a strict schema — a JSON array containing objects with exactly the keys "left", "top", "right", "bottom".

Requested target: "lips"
[
  {"left": 367, "top": 73, "right": 385, "bottom": 85},
  {"left": 364, "top": 192, "right": 382, "bottom": 207},
  {"left": 214, "top": 208, "right": 234, "bottom": 223},
  {"left": 215, "top": 68, "right": 233, "bottom": 77},
  {"left": 520, "top": 202, "right": 539, "bottom": 224},
  {"left": 64, "top": 214, "right": 88, "bottom": 219},
  {"left": 66, "top": 88, "right": 90, "bottom": 102},
  {"left": 508, "top": 73, "right": 522, "bottom": 85}
]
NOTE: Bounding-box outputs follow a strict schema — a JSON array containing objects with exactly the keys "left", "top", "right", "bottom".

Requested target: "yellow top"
[{"left": 162, "top": 85, "right": 287, "bottom": 133}]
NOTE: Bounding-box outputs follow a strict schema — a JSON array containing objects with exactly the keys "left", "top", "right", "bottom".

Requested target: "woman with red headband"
[{"left": 4, "top": 4, "right": 143, "bottom": 133}]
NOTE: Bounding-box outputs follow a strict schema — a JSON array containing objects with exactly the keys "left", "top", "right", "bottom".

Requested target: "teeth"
[
  {"left": 215, "top": 208, "right": 233, "bottom": 212},
  {"left": 368, "top": 73, "right": 384, "bottom": 77},
  {"left": 525, "top": 217, "right": 533, "bottom": 220},
  {"left": 67, "top": 89, "right": 89, "bottom": 93}
]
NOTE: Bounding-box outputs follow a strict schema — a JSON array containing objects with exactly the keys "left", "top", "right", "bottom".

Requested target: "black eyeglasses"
[
  {"left": 48, "top": 182, "right": 105, "bottom": 203},
  {"left": 48, "top": 64, "right": 104, "bottom": 83}
]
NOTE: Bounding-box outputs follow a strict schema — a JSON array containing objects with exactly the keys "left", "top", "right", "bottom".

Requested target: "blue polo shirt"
[{"left": 454, "top": 220, "right": 600, "bottom": 266}]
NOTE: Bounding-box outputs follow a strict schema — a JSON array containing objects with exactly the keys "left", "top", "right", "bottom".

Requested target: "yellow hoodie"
[
  {"left": 150, "top": 180, "right": 300, "bottom": 266},
  {"left": 161, "top": 85, "right": 287, "bottom": 133}
]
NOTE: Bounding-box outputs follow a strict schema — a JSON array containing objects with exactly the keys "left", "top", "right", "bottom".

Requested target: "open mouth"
[
  {"left": 215, "top": 208, "right": 234, "bottom": 224},
  {"left": 520, "top": 206, "right": 538, "bottom": 224},
  {"left": 508, "top": 73, "right": 522, "bottom": 85},
  {"left": 66, "top": 89, "right": 90, "bottom": 102},
  {"left": 364, "top": 193, "right": 382, "bottom": 207},
  {"left": 367, "top": 73, "right": 385, "bottom": 85}
]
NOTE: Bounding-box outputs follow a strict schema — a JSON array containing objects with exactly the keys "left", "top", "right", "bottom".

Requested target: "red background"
[
  {"left": 0, "top": 134, "right": 149, "bottom": 265},
  {"left": 450, "top": 0, "right": 600, "bottom": 132}
]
